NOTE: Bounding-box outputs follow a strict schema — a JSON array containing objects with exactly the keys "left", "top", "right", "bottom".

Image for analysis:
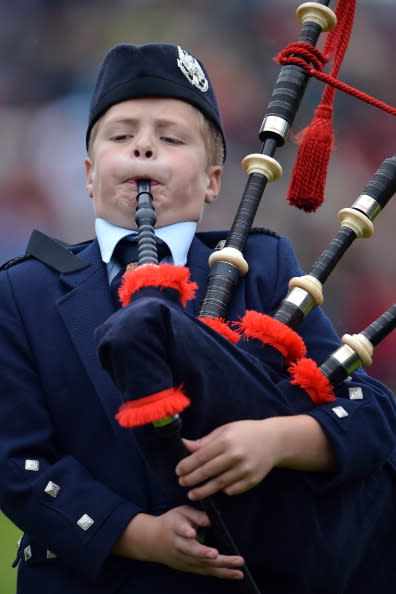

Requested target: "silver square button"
[
  {"left": 349, "top": 386, "right": 363, "bottom": 400},
  {"left": 77, "top": 514, "right": 94, "bottom": 531},
  {"left": 332, "top": 405, "right": 349, "bottom": 418},
  {"left": 24, "top": 545, "right": 32, "bottom": 561},
  {"left": 25, "top": 460, "right": 39, "bottom": 471},
  {"left": 44, "top": 481, "right": 61, "bottom": 498}
]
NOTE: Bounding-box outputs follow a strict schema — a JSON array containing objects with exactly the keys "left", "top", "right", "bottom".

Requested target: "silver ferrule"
[
  {"left": 327, "top": 344, "right": 361, "bottom": 375},
  {"left": 352, "top": 194, "right": 381, "bottom": 221},
  {"left": 283, "top": 286, "right": 315, "bottom": 317},
  {"left": 259, "top": 115, "right": 290, "bottom": 143}
]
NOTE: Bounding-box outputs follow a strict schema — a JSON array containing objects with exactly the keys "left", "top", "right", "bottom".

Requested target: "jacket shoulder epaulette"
[
  {"left": 0, "top": 230, "right": 91, "bottom": 273},
  {"left": 196, "top": 227, "right": 280, "bottom": 251},
  {"left": 0, "top": 254, "right": 33, "bottom": 271},
  {"left": 250, "top": 226, "right": 280, "bottom": 239}
]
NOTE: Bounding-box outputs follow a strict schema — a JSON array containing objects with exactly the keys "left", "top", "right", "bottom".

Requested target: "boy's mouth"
[{"left": 125, "top": 176, "right": 159, "bottom": 189}]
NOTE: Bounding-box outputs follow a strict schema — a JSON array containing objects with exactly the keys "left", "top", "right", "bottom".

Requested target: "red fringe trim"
[
  {"left": 198, "top": 317, "right": 241, "bottom": 344},
  {"left": 115, "top": 386, "right": 191, "bottom": 428},
  {"left": 237, "top": 310, "right": 307, "bottom": 362},
  {"left": 118, "top": 264, "right": 198, "bottom": 308},
  {"left": 288, "top": 358, "right": 336, "bottom": 405}
]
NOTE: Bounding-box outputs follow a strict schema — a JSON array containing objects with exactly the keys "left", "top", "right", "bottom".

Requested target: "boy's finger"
[
  {"left": 178, "top": 505, "right": 211, "bottom": 527},
  {"left": 186, "top": 467, "right": 240, "bottom": 500},
  {"left": 179, "top": 453, "right": 234, "bottom": 489},
  {"left": 177, "top": 436, "right": 225, "bottom": 476}
]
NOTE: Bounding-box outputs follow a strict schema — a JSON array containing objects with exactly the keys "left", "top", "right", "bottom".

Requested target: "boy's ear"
[
  {"left": 204, "top": 165, "right": 222, "bottom": 204},
  {"left": 84, "top": 157, "right": 94, "bottom": 197}
]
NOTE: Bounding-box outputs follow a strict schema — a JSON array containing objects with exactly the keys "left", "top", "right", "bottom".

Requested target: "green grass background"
[{"left": 0, "top": 512, "right": 21, "bottom": 593}]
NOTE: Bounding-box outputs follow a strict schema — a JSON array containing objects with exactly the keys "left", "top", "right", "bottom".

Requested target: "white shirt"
[{"left": 95, "top": 218, "right": 197, "bottom": 282}]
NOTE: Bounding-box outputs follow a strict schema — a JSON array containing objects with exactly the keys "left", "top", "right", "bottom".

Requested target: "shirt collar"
[{"left": 95, "top": 218, "right": 197, "bottom": 266}]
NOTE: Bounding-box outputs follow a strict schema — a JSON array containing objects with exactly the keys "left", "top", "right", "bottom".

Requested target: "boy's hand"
[
  {"left": 112, "top": 505, "right": 244, "bottom": 580},
  {"left": 176, "top": 420, "right": 277, "bottom": 499},
  {"left": 176, "top": 416, "right": 336, "bottom": 500}
]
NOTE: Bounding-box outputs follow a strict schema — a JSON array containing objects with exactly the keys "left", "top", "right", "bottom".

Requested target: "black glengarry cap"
[{"left": 86, "top": 43, "right": 226, "bottom": 160}]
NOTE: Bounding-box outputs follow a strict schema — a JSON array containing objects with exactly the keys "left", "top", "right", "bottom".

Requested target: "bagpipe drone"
[{"left": 96, "top": 2, "right": 396, "bottom": 592}]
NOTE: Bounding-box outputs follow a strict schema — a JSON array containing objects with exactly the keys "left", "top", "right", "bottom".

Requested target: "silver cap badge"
[{"left": 177, "top": 46, "right": 208, "bottom": 92}]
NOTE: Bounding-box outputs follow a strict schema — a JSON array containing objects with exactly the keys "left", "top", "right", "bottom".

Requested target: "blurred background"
[{"left": 1, "top": 0, "right": 395, "bottom": 590}]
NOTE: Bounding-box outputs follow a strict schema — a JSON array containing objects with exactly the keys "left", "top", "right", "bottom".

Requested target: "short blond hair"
[{"left": 200, "top": 114, "right": 224, "bottom": 167}]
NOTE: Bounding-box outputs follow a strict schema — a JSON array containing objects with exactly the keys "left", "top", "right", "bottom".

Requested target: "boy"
[{"left": 0, "top": 43, "right": 395, "bottom": 594}]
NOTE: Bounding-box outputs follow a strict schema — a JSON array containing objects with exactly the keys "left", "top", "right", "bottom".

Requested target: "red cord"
[
  {"left": 276, "top": 44, "right": 396, "bottom": 118},
  {"left": 274, "top": 0, "right": 396, "bottom": 212}
]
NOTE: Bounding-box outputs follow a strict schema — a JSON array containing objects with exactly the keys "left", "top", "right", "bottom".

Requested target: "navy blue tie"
[
  {"left": 110, "top": 236, "right": 171, "bottom": 307},
  {"left": 110, "top": 236, "right": 138, "bottom": 307}
]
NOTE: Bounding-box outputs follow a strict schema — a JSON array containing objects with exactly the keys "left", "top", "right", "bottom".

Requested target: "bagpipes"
[
  {"left": 96, "top": 1, "right": 396, "bottom": 592},
  {"left": 96, "top": 175, "right": 396, "bottom": 592}
]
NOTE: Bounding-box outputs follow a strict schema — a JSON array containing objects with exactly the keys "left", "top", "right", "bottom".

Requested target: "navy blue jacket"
[{"left": 0, "top": 230, "right": 395, "bottom": 593}]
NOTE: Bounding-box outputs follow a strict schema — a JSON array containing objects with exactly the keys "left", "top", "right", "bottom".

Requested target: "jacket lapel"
[{"left": 56, "top": 239, "right": 121, "bottom": 416}]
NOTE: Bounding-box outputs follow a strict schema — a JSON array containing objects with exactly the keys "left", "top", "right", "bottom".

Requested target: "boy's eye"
[
  {"left": 161, "top": 136, "right": 181, "bottom": 145},
  {"left": 112, "top": 134, "right": 132, "bottom": 141}
]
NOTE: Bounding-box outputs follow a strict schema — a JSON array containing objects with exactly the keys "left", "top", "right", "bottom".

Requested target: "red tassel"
[
  {"left": 287, "top": 104, "right": 334, "bottom": 211},
  {"left": 198, "top": 316, "right": 241, "bottom": 344},
  {"left": 116, "top": 386, "right": 191, "bottom": 428},
  {"left": 119, "top": 263, "right": 198, "bottom": 307},
  {"left": 288, "top": 358, "right": 336, "bottom": 405},
  {"left": 237, "top": 310, "right": 307, "bottom": 363}
]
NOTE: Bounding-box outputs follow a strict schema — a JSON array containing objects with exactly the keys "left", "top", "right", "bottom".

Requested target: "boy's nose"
[{"left": 133, "top": 142, "right": 154, "bottom": 159}]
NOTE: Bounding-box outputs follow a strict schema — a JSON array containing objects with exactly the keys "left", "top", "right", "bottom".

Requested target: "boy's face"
[{"left": 85, "top": 97, "right": 222, "bottom": 229}]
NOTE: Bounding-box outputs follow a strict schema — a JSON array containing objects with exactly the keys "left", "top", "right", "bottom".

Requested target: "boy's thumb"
[{"left": 182, "top": 437, "right": 203, "bottom": 452}]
